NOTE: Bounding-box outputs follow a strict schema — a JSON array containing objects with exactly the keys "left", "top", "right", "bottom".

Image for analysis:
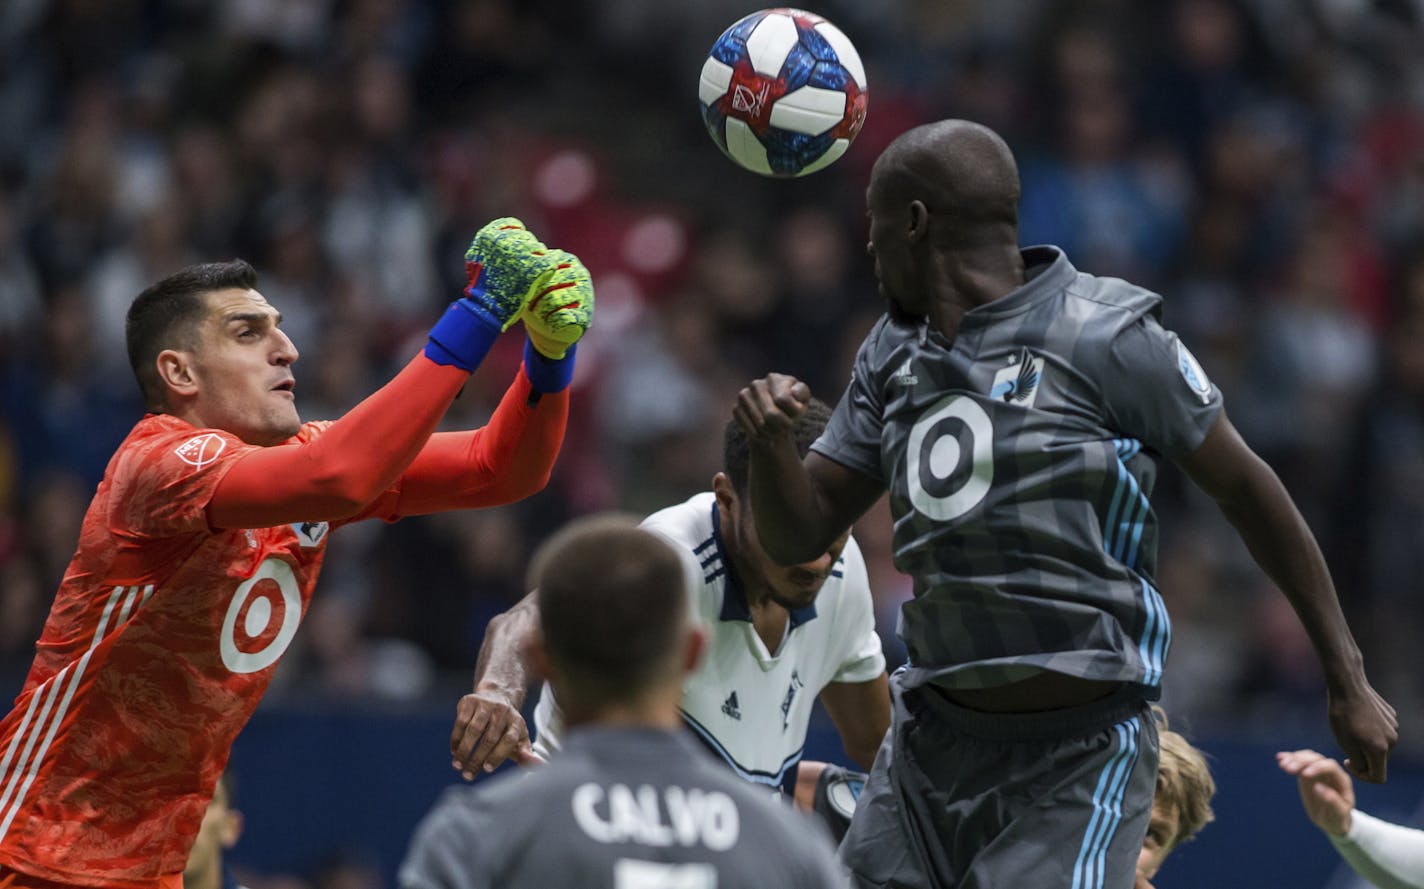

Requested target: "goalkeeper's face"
[
  {"left": 186, "top": 288, "right": 302, "bottom": 446},
  {"left": 730, "top": 496, "right": 849, "bottom": 611}
]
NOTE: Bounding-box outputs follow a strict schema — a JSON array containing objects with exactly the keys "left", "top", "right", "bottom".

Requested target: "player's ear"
[
  {"left": 908, "top": 200, "right": 929, "bottom": 244},
  {"left": 712, "top": 472, "right": 737, "bottom": 512},
  {"left": 156, "top": 348, "right": 199, "bottom": 400},
  {"left": 682, "top": 623, "right": 708, "bottom": 674}
]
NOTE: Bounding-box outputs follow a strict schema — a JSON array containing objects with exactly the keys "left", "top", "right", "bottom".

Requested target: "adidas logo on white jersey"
[{"left": 721, "top": 691, "right": 741, "bottom": 721}]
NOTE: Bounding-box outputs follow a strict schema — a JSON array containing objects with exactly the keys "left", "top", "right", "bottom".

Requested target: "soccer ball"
[{"left": 698, "top": 8, "right": 868, "bottom": 178}]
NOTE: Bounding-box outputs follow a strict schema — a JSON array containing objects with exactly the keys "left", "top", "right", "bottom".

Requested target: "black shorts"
[{"left": 839, "top": 673, "right": 1159, "bottom": 889}]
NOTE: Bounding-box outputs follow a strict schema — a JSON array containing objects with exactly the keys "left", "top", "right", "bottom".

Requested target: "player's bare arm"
[
  {"left": 452, "top": 590, "right": 543, "bottom": 779},
  {"left": 1177, "top": 411, "right": 1398, "bottom": 782},
  {"left": 735, "top": 373, "right": 884, "bottom": 564},
  {"left": 819, "top": 676, "right": 890, "bottom": 770}
]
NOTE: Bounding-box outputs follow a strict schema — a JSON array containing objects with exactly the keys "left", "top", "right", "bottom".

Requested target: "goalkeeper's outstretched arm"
[{"left": 208, "top": 218, "right": 560, "bottom": 529}]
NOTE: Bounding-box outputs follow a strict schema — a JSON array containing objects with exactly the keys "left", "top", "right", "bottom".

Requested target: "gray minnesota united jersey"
[
  {"left": 399, "top": 727, "right": 847, "bottom": 889},
  {"left": 813, "top": 246, "right": 1222, "bottom": 693}
]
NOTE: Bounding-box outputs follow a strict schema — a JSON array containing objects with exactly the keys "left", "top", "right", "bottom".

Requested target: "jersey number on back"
[{"left": 614, "top": 860, "right": 716, "bottom": 889}]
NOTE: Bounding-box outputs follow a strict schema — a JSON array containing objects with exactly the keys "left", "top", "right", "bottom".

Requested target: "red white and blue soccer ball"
[{"left": 699, "top": 8, "right": 868, "bottom": 178}]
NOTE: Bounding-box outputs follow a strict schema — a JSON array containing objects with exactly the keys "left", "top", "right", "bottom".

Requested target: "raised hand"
[
  {"left": 1277, "top": 749, "right": 1355, "bottom": 836},
  {"left": 1327, "top": 681, "right": 1398, "bottom": 784},
  {"left": 522, "top": 249, "right": 593, "bottom": 360},
  {"left": 426, "top": 218, "right": 560, "bottom": 372},
  {"left": 734, "top": 373, "right": 812, "bottom": 444},
  {"left": 462, "top": 217, "right": 559, "bottom": 332}
]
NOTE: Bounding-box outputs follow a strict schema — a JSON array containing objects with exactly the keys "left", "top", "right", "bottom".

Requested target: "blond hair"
[{"left": 1153, "top": 706, "right": 1216, "bottom": 850}]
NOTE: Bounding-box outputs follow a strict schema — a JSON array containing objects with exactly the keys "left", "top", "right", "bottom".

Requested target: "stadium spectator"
[
  {"left": 733, "top": 118, "right": 1396, "bottom": 888},
  {"left": 0, "top": 220, "right": 591, "bottom": 888},
  {"left": 454, "top": 401, "right": 889, "bottom": 837},
  {"left": 1278, "top": 749, "right": 1424, "bottom": 889},
  {"left": 400, "top": 514, "right": 848, "bottom": 889}
]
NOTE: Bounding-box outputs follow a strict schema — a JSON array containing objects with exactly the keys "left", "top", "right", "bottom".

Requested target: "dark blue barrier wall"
[{"left": 227, "top": 703, "right": 1424, "bottom": 888}]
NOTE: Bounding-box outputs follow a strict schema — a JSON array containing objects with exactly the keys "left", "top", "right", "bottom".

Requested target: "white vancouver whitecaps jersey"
[{"left": 533, "top": 492, "right": 886, "bottom": 793}]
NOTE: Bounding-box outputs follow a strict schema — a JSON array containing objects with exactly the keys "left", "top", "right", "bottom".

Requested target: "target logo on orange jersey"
[{"left": 220, "top": 557, "right": 302, "bottom": 674}]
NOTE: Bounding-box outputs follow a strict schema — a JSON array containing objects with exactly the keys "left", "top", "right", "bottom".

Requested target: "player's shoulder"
[
  {"left": 114, "top": 415, "right": 247, "bottom": 477},
  {"left": 421, "top": 766, "right": 556, "bottom": 836},
  {"left": 1061, "top": 261, "right": 1165, "bottom": 336},
  {"left": 640, "top": 491, "right": 716, "bottom": 551},
  {"left": 812, "top": 534, "right": 871, "bottom": 611},
  {"left": 845, "top": 314, "right": 922, "bottom": 399},
  {"left": 641, "top": 493, "right": 720, "bottom": 614},
  {"left": 404, "top": 777, "right": 528, "bottom": 879},
  {"left": 859, "top": 313, "right": 919, "bottom": 361}
]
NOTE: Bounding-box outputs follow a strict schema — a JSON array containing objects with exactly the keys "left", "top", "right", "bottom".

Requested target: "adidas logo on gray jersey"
[{"left": 890, "top": 357, "right": 918, "bottom": 388}]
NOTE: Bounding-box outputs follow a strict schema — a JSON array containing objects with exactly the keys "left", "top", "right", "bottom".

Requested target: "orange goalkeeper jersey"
[
  {"left": 0, "top": 414, "right": 336, "bottom": 887},
  {"left": 0, "top": 354, "right": 566, "bottom": 888}
]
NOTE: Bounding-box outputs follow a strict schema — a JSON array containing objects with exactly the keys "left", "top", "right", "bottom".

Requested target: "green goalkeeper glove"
[
  {"left": 425, "top": 218, "right": 559, "bottom": 371},
  {"left": 522, "top": 249, "right": 594, "bottom": 360},
  {"left": 463, "top": 218, "right": 560, "bottom": 332}
]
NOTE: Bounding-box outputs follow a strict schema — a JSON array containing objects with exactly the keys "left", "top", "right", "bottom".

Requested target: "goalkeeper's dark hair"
[
  {"left": 723, "top": 396, "right": 834, "bottom": 494},
  {"left": 532, "top": 513, "right": 689, "bottom": 703},
  {"left": 126, "top": 260, "right": 259, "bottom": 411}
]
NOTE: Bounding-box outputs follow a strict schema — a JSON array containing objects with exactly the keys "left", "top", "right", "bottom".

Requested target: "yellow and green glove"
[
  {"left": 522, "top": 249, "right": 594, "bottom": 360},
  {"left": 425, "top": 217, "right": 558, "bottom": 372}
]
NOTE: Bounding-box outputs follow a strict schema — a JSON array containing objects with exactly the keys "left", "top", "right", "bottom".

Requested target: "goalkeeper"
[{"left": 0, "top": 218, "right": 591, "bottom": 889}]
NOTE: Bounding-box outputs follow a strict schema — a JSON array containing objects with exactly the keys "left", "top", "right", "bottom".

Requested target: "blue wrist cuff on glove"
[
  {"left": 523, "top": 340, "right": 577, "bottom": 394},
  {"left": 425, "top": 299, "right": 501, "bottom": 372}
]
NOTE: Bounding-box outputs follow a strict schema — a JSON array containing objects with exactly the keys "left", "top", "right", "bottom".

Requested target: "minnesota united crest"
[{"left": 989, "top": 347, "right": 1045, "bottom": 407}]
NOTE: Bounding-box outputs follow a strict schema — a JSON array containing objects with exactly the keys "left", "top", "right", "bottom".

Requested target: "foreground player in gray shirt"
[
  {"left": 734, "top": 119, "right": 1398, "bottom": 889},
  {"left": 399, "top": 515, "right": 847, "bottom": 889}
]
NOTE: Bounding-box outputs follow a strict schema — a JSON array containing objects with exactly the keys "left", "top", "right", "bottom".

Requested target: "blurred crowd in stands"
[{"left": 3, "top": 0, "right": 1424, "bottom": 758}]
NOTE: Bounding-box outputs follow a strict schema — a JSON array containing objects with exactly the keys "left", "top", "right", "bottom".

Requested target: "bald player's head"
[{"left": 869, "top": 119, "right": 1020, "bottom": 250}]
